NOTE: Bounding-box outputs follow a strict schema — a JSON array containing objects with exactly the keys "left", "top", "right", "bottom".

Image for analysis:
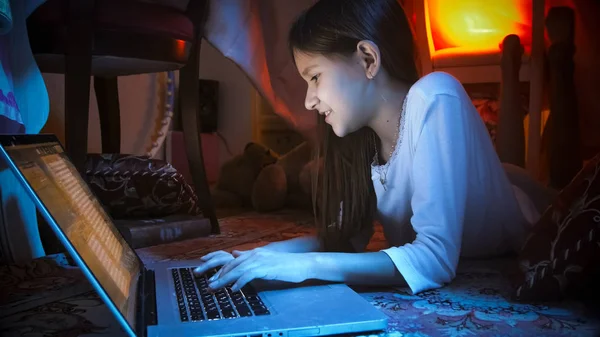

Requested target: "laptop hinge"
[{"left": 135, "top": 268, "right": 157, "bottom": 337}]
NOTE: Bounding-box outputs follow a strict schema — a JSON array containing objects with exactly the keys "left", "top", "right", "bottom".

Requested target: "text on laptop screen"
[{"left": 5, "top": 142, "right": 141, "bottom": 329}]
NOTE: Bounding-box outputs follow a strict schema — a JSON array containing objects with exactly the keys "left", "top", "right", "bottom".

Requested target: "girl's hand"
[
  {"left": 193, "top": 250, "right": 236, "bottom": 276},
  {"left": 207, "top": 248, "right": 312, "bottom": 292}
]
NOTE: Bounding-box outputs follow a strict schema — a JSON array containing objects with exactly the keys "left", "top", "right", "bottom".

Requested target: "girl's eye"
[{"left": 311, "top": 74, "right": 320, "bottom": 82}]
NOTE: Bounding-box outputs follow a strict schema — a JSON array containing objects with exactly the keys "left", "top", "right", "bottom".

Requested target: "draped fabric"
[
  {"left": 203, "top": 0, "right": 318, "bottom": 141},
  {"left": 0, "top": 0, "right": 48, "bottom": 264},
  {"left": 126, "top": 0, "right": 321, "bottom": 137},
  {"left": 0, "top": 0, "right": 23, "bottom": 133}
]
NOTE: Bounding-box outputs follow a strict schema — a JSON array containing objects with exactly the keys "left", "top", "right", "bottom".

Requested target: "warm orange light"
[
  {"left": 428, "top": 0, "right": 532, "bottom": 53},
  {"left": 175, "top": 39, "right": 187, "bottom": 59}
]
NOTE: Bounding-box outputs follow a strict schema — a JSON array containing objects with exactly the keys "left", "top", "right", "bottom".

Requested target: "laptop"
[{"left": 0, "top": 134, "right": 388, "bottom": 337}]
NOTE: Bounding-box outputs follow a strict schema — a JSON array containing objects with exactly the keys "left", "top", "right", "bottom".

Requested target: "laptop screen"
[{"left": 3, "top": 141, "right": 141, "bottom": 330}]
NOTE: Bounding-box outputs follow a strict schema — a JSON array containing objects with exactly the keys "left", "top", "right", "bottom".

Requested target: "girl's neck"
[{"left": 368, "top": 79, "right": 410, "bottom": 162}]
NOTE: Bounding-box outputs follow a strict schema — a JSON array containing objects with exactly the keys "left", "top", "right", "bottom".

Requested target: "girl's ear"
[{"left": 356, "top": 40, "right": 381, "bottom": 80}]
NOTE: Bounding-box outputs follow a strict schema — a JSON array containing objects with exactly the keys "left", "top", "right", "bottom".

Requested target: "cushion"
[
  {"left": 28, "top": 0, "right": 194, "bottom": 42},
  {"left": 515, "top": 152, "right": 600, "bottom": 301},
  {"left": 83, "top": 154, "right": 202, "bottom": 219}
]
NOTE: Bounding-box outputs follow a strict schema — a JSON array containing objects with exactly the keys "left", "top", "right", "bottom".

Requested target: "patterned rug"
[
  {"left": 358, "top": 260, "right": 600, "bottom": 337},
  {"left": 1, "top": 209, "right": 599, "bottom": 337}
]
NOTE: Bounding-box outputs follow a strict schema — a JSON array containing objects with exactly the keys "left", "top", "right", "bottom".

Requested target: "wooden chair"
[{"left": 26, "top": 0, "right": 219, "bottom": 233}]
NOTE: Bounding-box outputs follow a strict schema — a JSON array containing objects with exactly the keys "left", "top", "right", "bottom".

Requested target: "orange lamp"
[{"left": 427, "top": 0, "right": 533, "bottom": 55}]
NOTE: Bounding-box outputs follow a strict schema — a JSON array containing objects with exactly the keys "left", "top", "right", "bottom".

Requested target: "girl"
[{"left": 194, "top": 0, "right": 549, "bottom": 294}]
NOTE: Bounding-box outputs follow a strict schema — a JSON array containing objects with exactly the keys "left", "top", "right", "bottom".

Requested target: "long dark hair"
[{"left": 289, "top": 0, "right": 420, "bottom": 252}]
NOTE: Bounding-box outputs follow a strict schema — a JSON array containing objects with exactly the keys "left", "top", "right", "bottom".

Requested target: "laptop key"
[
  {"left": 249, "top": 301, "right": 269, "bottom": 313},
  {"left": 206, "top": 310, "right": 221, "bottom": 320},
  {"left": 246, "top": 295, "right": 261, "bottom": 301},
  {"left": 233, "top": 300, "right": 251, "bottom": 309},
  {"left": 221, "top": 309, "right": 237, "bottom": 319},
  {"left": 254, "top": 308, "right": 270, "bottom": 316},
  {"left": 237, "top": 307, "right": 253, "bottom": 317},
  {"left": 191, "top": 314, "right": 204, "bottom": 321}
]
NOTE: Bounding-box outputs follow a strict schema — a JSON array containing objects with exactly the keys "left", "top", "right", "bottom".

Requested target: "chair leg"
[
  {"left": 95, "top": 77, "right": 121, "bottom": 154},
  {"left": 64, "top": 70, "right": 91, "bottom": 172},
  {"left": 179, "top": 39, "right": 219, "bottom": 233},
  {"left": 64, "top": 0, "right": 94, "bottom": 172}
]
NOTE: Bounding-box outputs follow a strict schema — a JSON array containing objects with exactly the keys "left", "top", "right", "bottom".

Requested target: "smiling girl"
[{"left": 194, "top": 0, "right": 550, "bottom": 295}]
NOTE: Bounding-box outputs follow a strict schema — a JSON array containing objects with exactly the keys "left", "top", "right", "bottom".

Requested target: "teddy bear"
[
  {"left": 211, "top": 142, "right": 278, "bottom": 208},
  {"left": 211, "top": 141, "right": 317, "bottom": 212}
]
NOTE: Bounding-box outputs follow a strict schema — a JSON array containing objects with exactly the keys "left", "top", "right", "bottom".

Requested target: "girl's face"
[{"left": 294, "top": 51, "right": 376, "bottom": 137}]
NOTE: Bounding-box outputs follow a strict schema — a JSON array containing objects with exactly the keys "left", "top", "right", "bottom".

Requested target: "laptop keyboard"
[{"left": 172, "top": 267, "right": 271, "bottom": 322}]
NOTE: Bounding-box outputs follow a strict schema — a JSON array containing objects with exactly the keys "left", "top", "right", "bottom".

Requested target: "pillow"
[
  {"left": 515, "top": 152, "right": 600, "bottom": 301},
  {"left": 83, "top": 154, "right": 202, "bottom": 219}
]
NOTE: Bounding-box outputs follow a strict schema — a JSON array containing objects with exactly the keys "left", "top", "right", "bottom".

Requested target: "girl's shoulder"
[
  {"left": 403, "top": 72, "right": 473, "bottom": 133},
  {"left": 410, "top": 71, "right": 467, "bottom": 102}
]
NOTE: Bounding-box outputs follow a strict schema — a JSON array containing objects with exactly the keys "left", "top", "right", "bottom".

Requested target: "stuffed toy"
[
  {"left": 252, "top": 141, "right": 314, "bottom": 212},
  {"left": 212, "top": 141, "right": 317, "bottom": 212},
  {"left": 211, "top": 142, "right": 279, "bottom": 208}
]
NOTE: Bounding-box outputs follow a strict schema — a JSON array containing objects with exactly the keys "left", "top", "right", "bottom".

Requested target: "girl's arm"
[
  {"left": 305, "top": 251, "right": 407, "bottom": 286},
  {"left": 207, "top": 248, "right": 406, "bottom": 291},
  {"left": 262, "top": 235, "right": 323, "bottom": 253}
]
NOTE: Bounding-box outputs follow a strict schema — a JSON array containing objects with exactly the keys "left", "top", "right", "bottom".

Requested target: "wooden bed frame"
[{"left": 413, "top": 0, "right": 581, "bottom": 188}]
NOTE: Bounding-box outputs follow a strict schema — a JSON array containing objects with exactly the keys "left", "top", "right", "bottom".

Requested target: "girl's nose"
[{"left": 304, "top": 88, "right": 318, "bottom": 111}]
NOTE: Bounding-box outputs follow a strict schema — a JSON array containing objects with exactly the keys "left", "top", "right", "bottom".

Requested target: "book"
[{"left": 114, "top": 214, "right": 212, "bottom": 249}]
